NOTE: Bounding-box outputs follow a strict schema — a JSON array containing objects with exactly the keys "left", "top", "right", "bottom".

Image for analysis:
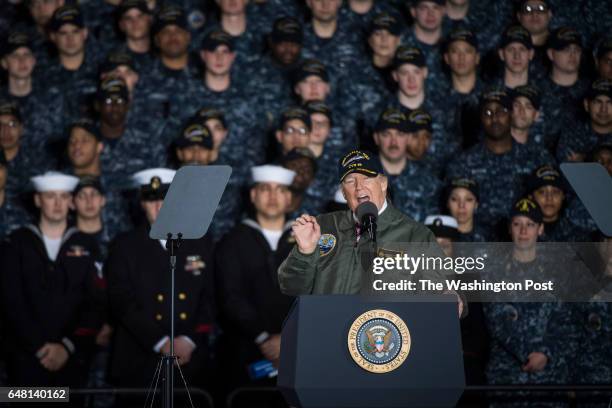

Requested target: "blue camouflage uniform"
[
  {"left": 301, "top": 21, "right": 364, "bottom": 81},
  {"left": 0, "top": 193, "right": 32, "bottom": 242},
  {"left": 388, "top": 160, "right": 441, "bottom": 222}
]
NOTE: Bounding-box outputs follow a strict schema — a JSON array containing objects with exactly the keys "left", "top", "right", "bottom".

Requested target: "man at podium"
[{"left": 278, "top": 149, "right": 455, "bottom": 302}]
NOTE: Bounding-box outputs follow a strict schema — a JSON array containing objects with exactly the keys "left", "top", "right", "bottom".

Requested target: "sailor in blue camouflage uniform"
[
  {"left": 372, "top": 45, "right": 459, "bottom": 173},
  {"left": 94, "top": 78, "right": 167, "bottom": 187},
  {"left": 446, "top": 89, "right": 554, "bottom": 232},
  {"left": 19, "top": 0, "right": 65, "bottom": 71},
  {"left": 493, "top": 25, "right": 541, "bottom": 91},
  {"left": 442, "top": 0, "right": 511, "bottom": 54},
  {"left": 199, "top": 0, "right": 269, "bottom": 66},
  {"left": 483, "top": 198, "right": 575, "bottom": 407},
  {"left": 348, "top": 11, "right": 402, "bottom": 143},
  {"left": 64, "top": 118, "right": 133, "bottom": 242},
  {"left": 135, "top": 4, "right": 199, "bottom": 132},
  {"left": 373, "top": 107, "right": 441, "bottom": 222},
  {"left": 439, "top": 27, "right": 485, "bottom": 150},
  {"left": 0, "top": 101, "right": 51, "bottom": 197},
  {"left": 44, "top": 5, "right": 105, "bottom": 121},
  {"left": 515, "top": 0, "right": 555, "bottom": 79},
  {"left": 112, "top": 0, "right": 157, "bottom": 73},
  {"left": 0, "top": 150, "right": 31, "bottom": 241},
  {"left": 444, "top": 177, "right": 492, "bottom": 242},
  {"left": 400, "top": 0, "right": 446, "bottom": 91},
  {"left": 295, "top": 101, "right": 346, "bottom": 215},
  {"left": 538, "top": 27, "right": 590, "bottom": 152},
  {"left": 170, "top": 117, "right": 243, "bottom": 241},
  {"left": 78, "top": 0, "right": 122, "bottom": 55},
  {"left": 556, "top": 79, "right": 612, "bottom": 163},
  {"left": 301, "top": 0, "right": 364, "bottom": 80},
  {"left": 247, "top": 16, "right": 304, "bottom": 131},
  {"left": 0, "top": 30, "right": 68, "bottom": 154},
  {"left": 180, "top": 29, "right": 266, "bottom": 167},
  {"left": 510, "top": 84, "right": 547, "bottom": 148},
  {"left": 291, "top": 59, "right": 359, "bottom": 150},
  {"left": 526, "top": 165, "right": 589, "bottom": 242}
]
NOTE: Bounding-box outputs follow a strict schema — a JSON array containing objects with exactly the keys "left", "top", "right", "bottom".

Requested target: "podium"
[{"left": 278, "top": 295, "right": 465, "bottom": 408}]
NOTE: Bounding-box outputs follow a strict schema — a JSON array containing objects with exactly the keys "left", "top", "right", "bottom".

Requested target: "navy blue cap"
[
  {"left": 176, "top": 118, "right": 213, "bottom": 149},
  {"left": 500, "top": 25, "right": 533, "bottom": 49},
  {"left": 526, "top": 165, "right": 565, "bottom": 193},
  {"left": 393, "top": 45, "right": 426, "bottom": 69},
  {"left": 444, "top": 27, "right": 478, "bottom": 51},
  {"left": 510, "top": 197, "right": 543, "bottom": 224},
  {"left": 585, "top": 79, "right": 612, "bottom": 100},
  {"left": 548, "top": 27, "right": 582, "bottom": 50},
  {"left": 2, "top": 30, "right": 31, "bottom": 57},
  {"left": 279, "top": 106, "right": 312, "bottom": 131},
  {"left": 48, "top": 5, "right": 84, "bottom": 32},
  {"left": 446, "top": 177, "right": 479, "bottom": 201},
  {"left": 338, "top": 149, "right": 384, "bottom": 182},
  {"left": 153, "top": 5, "right": 188, "bottom": 35},
  {"left": 369, "top": 12, "right": 402, "bottom": 36},
  {"left": 97, "top": 77, "right": 129, "bottom": 102},
  {"left": 375, "top": 107, "right": 410, "bottom": 133},
  {"left": 70, "top": 118, "right": 101, "bottom": 140},
  {"left": 0, "top": 101, "right": 21, "bottom": 122},
  {"left": 270, "top": 16, "right": 303, "bottom": 44},
  {"left": 512, "top": 84, "right": 541, "bottom": 110},
  {"left": 480, "top": 88, "right": 512, "bottom": 110},
  {"left": 292, "top": 59, "right": 329, "bottom": 84},
  {"left": 407, "top": 108, "right": 433, "bottom": 133},
  {"left": 201, "top": 29, "right": 234, "bottom": 51},
  {"left": 75, "top": 175, "right": 105, "bottom": 195}
]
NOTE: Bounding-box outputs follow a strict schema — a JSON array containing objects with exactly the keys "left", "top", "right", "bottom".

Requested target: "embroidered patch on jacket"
[{"left": 318, "top": 234, "right": 337, "bottom": 256}]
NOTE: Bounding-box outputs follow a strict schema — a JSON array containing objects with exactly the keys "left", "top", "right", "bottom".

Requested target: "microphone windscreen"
[{"left": 356, "top": 201, "right": 378, "bottom": 223}]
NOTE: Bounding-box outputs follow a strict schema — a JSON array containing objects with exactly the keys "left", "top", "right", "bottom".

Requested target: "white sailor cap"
[
  {"left": 424, "top": 215, "right": 458, "bottom": 229},
  {"left": 251, "top": 165, "right": 296, "bottom": 186},
  {"left": 31, "top": 172, "right": 80, "bottom": 192},
  {"left": 132, "top": 168, "right": 176, "bottom": 187},
  {"left": 425, "top": 215, "right": 459, "bottom": 240},
  {"left": 333, "top": 187, "right": 347, "bottom": 204}
]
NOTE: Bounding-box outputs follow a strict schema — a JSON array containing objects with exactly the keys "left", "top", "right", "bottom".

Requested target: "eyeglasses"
[
  {"left": 283, "top": 126, "right": 308, "bottom": 136},
  {"left": 482, "top": 107, "right": 509, "bottom": 118},
  {"left": 521, "top": 3, "right": 548, "bottom": 14},
  {"left": 103, "top": 97, "right": 126, "bottom": 105},
  {"left": 0, "top": 120, "right": 19, "bottom": 128}
]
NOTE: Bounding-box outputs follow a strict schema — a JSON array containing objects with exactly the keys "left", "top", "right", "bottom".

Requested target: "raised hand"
[{"left": 292, "top": 214, "right": 321, "bottom": 254}]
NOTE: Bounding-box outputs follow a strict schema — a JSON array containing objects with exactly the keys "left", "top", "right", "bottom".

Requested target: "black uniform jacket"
[
  {"left": 0, "top": 225, "right": 100, "bottom": 355},
  {"left": 105, "top": 223, "right": 215, "bottom": 386}
]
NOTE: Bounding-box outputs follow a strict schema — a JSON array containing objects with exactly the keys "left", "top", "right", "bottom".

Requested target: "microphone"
[{"left": 356, "top": 201, "right": 378, "bottom": 243}]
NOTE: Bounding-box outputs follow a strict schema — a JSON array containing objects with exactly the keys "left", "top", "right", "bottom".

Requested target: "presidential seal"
[{"left": 347, "top": 309, "right": 411, "bottom": 373}]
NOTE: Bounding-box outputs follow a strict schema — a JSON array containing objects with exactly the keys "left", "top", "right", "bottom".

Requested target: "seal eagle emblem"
[{"left": 347, "top": 309, "right": 411, "bottom": 373}]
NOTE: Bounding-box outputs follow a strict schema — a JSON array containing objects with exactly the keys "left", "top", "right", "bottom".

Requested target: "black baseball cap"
[
  {"left": 153, "top": 5, "right": 188, "bottom": 35},
  {"left": 270, "top": 16, "right": 303, "bottom": 44},
  {"left": 444, "top": 27, "right": 478, "bottom": 52},
  {"left": 2, "top": 30, "right": 31, "bottom": 57},
  {"left": 393, "top": 46, "right": 426, "bottom": 69},
  {"left": 480, "top": 88, "right": 512, "bottom": 110},
  {"left": 175, "top": 118, "right": 213, "bottom": 149},
  {"left": 512, "top": 84, "right": 541, "bottom": 110},
  {"left": 412, "top": 0, "right": 445, "bottom": 6},
  {"left": 303, "top": 100, "right": 332, "bottom": 124},
  {"left": 75, "top": 175, "right": 105, "bottom": 195},
  {"left": 292, "top": 59, "right": 329, "bottom": 85},
  {"left": 117, "top": 0, "right": 150, "bottom": 18},
  {"left": 446, "top": 177, "right": 480, "bottom": 201},
  {"left": 585, "top": 78, "right": 612, "bottom": 100},
  {"left": 510, "top": 197, "right": 543, "bottom": 224},
  {"left": 526, "top": 165, "right": 565, "bottom": 193},
  {"left": 499, "top": 25, "right": 533, "bottom": 50},
  {"left": 279, "top": 107, "right": 312, "bottom": 131},
  {"left": 368, "top": 12, "right": 402, "bottom": 36},
  {"left": 70, "top": 118, "right": 102, "bottom": 141},
  {"left": 375, "top": 107, "right": 410, "bottom": 133},
  {"left": 48, "top": 5, "right": 84, "bottom": 32},
  {"left": 97, "top": 77, "right": 129, "bottom": 102},
  {"left": 338, "top": 149, "right": 384, "bottom": 182},
  {"left": 0, "top": 101, "right": 21, "bottom": 122},
  {"left": 548, "top": 27, "right": 582, "bottom": 51},
  {"left": 196, "top": 107, "right": 227, "bottom": 128},
  {"left": 201, "top": 29, "right": 234, "bottom": 52},
  {"left": 407, "top": 108, "right": 433, "bottom": 133},
  {"left": 99, "top": 50, "right": 136, "bottom": 74}
]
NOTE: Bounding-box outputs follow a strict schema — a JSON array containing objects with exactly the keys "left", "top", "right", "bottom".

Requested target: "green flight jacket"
[{"left": 278, "top": 204, "right": 449, "bottom": 295}]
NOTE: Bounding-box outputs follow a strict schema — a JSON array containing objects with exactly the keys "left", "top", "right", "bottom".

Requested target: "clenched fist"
[{"left": 292, "top": 214, "right": 321, "bottom": 255}]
